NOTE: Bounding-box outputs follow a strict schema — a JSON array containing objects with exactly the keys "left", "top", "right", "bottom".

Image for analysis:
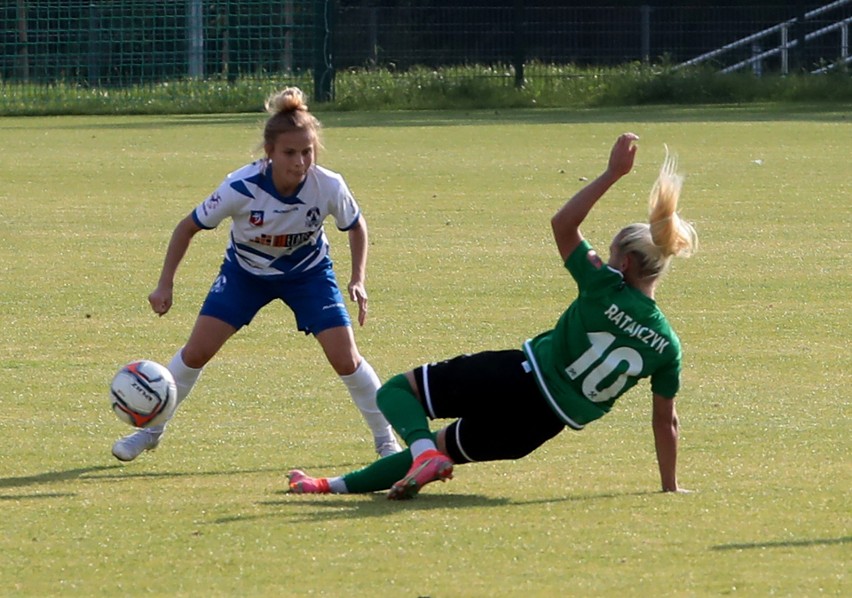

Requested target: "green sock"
[
  {"left": 340, "top": 375, "right": 438, "bottom": 494},
  {"left": 342, "top": 431, "right": 440, "bottom": 493},
  {"left": 375, "top": 374, "right": 433, "bottom": 445},
  {"left": 342, "top": 448, "right": 413, "bottom": 493}
]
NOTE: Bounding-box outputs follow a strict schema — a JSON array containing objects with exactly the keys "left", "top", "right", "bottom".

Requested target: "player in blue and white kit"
[{"left": 112, "top": 87, "right": 401, "bottom": 462}]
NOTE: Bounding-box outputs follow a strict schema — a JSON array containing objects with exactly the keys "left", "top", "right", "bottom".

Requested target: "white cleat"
[
  {"left": 112, "top": 429, "right": 163, "bottom": 462},
  {"left": 375, "top": 436, "right": 403, "bottom": 458}
]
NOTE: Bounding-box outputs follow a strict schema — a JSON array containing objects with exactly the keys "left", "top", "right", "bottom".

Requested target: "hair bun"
[{"left": 265, "top": 87, "right": 308, "bottom": 115}]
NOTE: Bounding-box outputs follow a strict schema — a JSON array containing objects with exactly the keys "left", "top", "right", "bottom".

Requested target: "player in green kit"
[{"left": 288, "top": 132, "right": 698, "bottom": 499}]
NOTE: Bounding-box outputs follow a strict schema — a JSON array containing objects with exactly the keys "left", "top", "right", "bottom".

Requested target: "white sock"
[
  {"left": 167, "top": 348, "right": 203, "bottom": 407},
  {"left": 327, "top": 477, "right": 348, "bottom": 494},
  {"left": 339, "top": 359, "right": 395, "bottom": 440},
  {"left": 146, "top": 348, "right": 203, "bottom": 435},
  {"left": 410, "top": 438, "right": 437, "bottom": 459}
]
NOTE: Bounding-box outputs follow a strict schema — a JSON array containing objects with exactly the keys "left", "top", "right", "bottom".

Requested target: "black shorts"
[{"left": 412, "top": 349, "right": 565, "bottom": 464}]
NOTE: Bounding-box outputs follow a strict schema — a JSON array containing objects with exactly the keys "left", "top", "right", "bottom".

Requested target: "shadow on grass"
[
  {"left": 83, "top": 467, "right": 287, "bottom": 480},
  {"left": 212, "top": 489, "right": 655, "bottom": 524},
  {"left": 0, "top": 114, "right": 261, "bottom": 131},
  {"left": 0, "top": 464, "right": 291, "bottom": 502},
  {"left": 3, "top": 102, "right": 848, "bottom": 132},
  {"left": 711, "top": 536, "right": 852, "bottom": 551},
  {"left": 1, "top": 492, "right": 76, "bottom": 501},
  {"left": 319, "top": 103, "right": 852, "bottom": 127},
  {"left": 0, "top": 465, "right": 120, "bottom": 489},
  {"left": 0, "top": 466, "right": 123, "bottom": 501},
  {"left": 0, "top": 461, "right": 366, "bottom": 490}
]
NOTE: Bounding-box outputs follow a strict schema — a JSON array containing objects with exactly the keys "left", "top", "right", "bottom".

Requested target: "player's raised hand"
[{"left": 606, "top": 132, "right": 639, "bottom": 179}]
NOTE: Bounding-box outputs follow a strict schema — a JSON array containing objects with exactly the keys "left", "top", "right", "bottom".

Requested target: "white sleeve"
[
  {"left": 193, "top": 180, "right": 236, "bottom": 230},
  {"left": 328, "top": 176, "right": 361, "bottom": 231}
]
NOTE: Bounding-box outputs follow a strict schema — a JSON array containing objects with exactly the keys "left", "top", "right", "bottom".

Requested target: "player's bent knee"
[
  {"left": 443, "top": 419, "right": 542, "bottom": 464},
  {"left": 329, "top": 355, "right": 360, "bottom": 376},
  {"left": 180, "top": 347, "right": 214, "bottom": 369},
  {"left": 376, "top": 374, "right": 415, "bottom": 412}
]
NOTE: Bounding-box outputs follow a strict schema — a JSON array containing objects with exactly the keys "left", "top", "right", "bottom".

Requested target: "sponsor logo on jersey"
[
  {"left": 202, "top": 192, "right": 222, "bottom": 216},
  {"left": 273, "top": 207, "right": 299, "bottom": 214},
  {"left": 249, "top": 210, "right": 264, "bottom": 226},
  {"left": 250, "top": 231, "right": 315, "bottom": 248}
]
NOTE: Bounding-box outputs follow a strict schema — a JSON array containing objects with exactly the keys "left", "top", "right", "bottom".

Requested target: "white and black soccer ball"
[{"left": 109, "top": 360, "right": 177, "bottom": 428}]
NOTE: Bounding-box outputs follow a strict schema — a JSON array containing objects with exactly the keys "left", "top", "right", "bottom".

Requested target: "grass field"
[{"left": 0, "top": 104, "right": 849, "bottom": 597}]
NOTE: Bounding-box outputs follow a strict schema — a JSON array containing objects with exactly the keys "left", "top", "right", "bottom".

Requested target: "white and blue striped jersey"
[{"left": 192, "top": 160, "right": 361, "bottom": 279}]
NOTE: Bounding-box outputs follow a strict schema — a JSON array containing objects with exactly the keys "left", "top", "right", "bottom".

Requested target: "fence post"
[
  {"left": 187, "top": 0, "right": 204, "bottom": 79},
  {"left": 792, "top": 1, "right": 807, "bottom": 71},
  {"left": 221, "top": 3, "right": 232, "bottom": 81},
  {"left": 15, "top": 0, "right": 29, "bottom": 80},
  {"left": 283, "top": 0, "right": 294, "bottom": 72},
  {"left": 314, "top": 0, "right": 334, "bottom": 102},
  {"left": 513, "top": 0, "right": 525, "bottom": 88},
  {"left": 781, "top": 24, "right": 789, "bottom": 75},
  {"left": 751, "top": 42, "right": 762, "bottom": 76},
  {"left": 368, "top": 7, "right": 378, "bottom": 67},
  {"left": 641, "top": 5, "right": 652, "bottom": 64},
  {"left": 87, "top": 3, "right": 102, "bottom": 86}
]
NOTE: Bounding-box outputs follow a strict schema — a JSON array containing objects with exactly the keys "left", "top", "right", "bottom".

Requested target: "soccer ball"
[{"left": 109, "top": 360, "right": 177, "bottom": 428}]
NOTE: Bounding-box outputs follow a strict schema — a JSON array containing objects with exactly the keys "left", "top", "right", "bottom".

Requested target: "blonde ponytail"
[
  {"left": 615, "top": 146, "right": 698, "bottom": 279},
  {"left": 649, "top": 146, "right": 697, "bottom": 259}
]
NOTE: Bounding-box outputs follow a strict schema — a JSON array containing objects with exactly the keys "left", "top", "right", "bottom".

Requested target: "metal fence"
[
  {"left": 1, "top": 0, "right": 321, "bottom": 85},
  {"left": 1, "top": 1, "right": 849, "bottom": 98},
  {"left": 335, "top": 2, "right": 849, "bottom": 76}
]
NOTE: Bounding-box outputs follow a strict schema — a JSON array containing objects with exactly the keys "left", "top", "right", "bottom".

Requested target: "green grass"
[{"left": 0, "top": 105, "right": 849, "bottom": 596}]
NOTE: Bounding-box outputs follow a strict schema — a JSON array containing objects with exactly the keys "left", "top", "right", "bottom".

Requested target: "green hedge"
[{"left": 1, "top": 64, "right": 850, "bottom": 116}]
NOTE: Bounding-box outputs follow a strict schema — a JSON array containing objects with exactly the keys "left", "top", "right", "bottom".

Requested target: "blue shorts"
[{"left": 199, "top": 258, "right": 351, "bottom": 335}]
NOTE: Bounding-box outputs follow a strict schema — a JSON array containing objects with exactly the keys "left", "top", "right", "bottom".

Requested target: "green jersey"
[{"left": 522, "top": 240, "right": 681, "bottom": 429}]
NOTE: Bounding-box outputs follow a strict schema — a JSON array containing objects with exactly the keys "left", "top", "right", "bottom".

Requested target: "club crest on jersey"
[
  {"left": 305, "top": 207, "right": 321, "bottom": 227},
  {"left": 249, "top": 210, "right": 265, "bottom": 226},
  {"left": 587, "top": 250, "right": 603, "bottom": 269}
]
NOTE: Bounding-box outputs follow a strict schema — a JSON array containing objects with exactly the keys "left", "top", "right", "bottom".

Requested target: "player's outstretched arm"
[
  {"left": 148, "top": 215, "right": 202, "bottom": 316},
  {"left": 347, "top": 217, "right": 369, "bottom": 326},
  {"left": 652, "top": 392, "right": 688, "bottom": 493},
  {"left": 551, "top": 133, "right": 638, "bottom": 261}
]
